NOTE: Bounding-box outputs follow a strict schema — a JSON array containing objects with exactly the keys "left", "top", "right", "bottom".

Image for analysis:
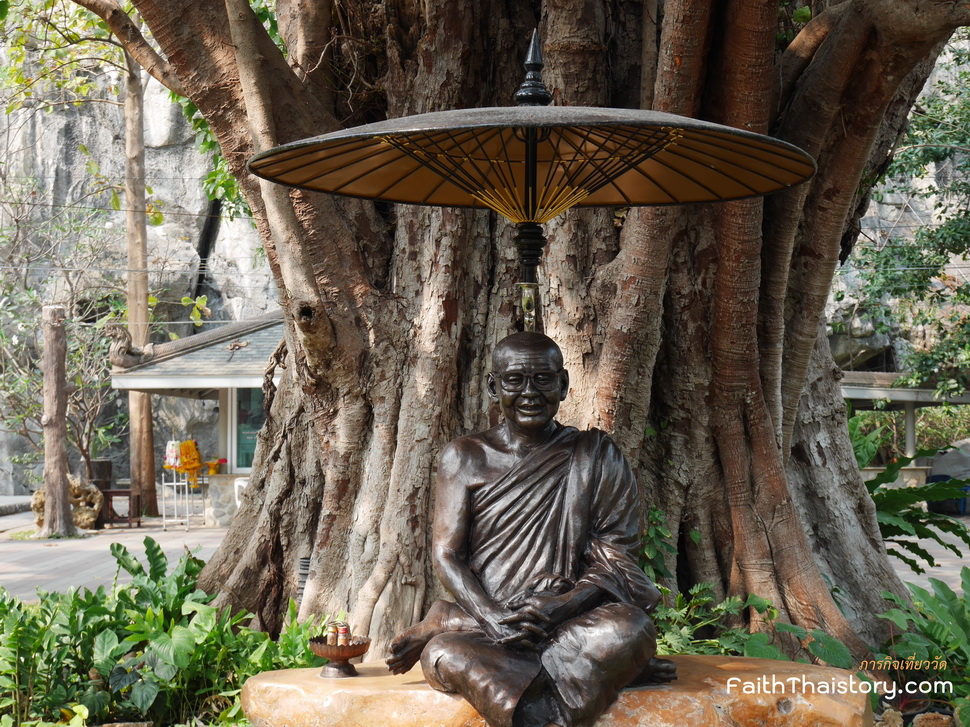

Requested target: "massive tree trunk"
[{"left": 83, "top": 0, "right": 970, "bottom": 660}]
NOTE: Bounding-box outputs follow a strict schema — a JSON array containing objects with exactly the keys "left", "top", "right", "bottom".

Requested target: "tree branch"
[
  {"left": 776, "top": 3, "right": 848, "bottom": 117},
  {"left": 277, "top": 0, "right": 335, "bottom": 111},
  {"left": 222, "top": 0, "right": 335, "bottom": 369},
  {"left": 776, "top": 1, "right": 960, "bottom": 457},
  {"left": 651, "top": 0, "right": 714, "bottom": 115},
  {"left": 70, "top": 0, "right": 185, "bottom": 95}
]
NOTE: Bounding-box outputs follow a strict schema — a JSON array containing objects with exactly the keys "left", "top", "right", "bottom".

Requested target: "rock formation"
[{"left": 31, "top": 475, "right": 105, "bottom": 531}]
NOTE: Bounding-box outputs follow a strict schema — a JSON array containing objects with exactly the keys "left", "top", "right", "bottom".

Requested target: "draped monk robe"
[{"left": 421, "top": 426, "right": 662, "bottom": 727}]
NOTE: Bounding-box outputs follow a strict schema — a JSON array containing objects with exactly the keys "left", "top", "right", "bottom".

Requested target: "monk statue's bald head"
[
  {"left": 488, "top": 333, "right": 569, "bottom": 429},
  {"left": 491, "top": 332, "right": 564, "bottom": 373}
]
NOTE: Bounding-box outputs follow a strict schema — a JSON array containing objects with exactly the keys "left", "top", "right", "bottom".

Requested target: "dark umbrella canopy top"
[
  {"left": 248, "top": 105, "right": 816, "bottom": 224},
  {"left": 248, "top": 31, "right": 816, "bottom": 331}
]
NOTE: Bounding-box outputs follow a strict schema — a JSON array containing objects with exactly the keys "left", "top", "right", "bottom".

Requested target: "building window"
[{"left": 233, "top": 388, "right": 265, "bottom": 472}]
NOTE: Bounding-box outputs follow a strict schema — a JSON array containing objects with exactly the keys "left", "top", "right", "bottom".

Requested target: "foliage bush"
[
  {"left": 864, "top": 451, "right": 970, "bottom": 574},
  {"left": 642, "top": 512, "right": 970, "bottom": 720},
  {"left": 0, "top": 538, "right": 325, "bottom": 727},
  {"left": 846, "top": 411, "right": 970, "bottom": 573},
  {"left": 648, "top": 581, "right": 854, "bottom": 669},
  {"left": 848, "top": 408, "right": 889, "bottom": 469},
  {"left": 876, "top": 569, "right": 970, "bottom": 727},
  {"left": 850, "top": 405, "right": 970, "bottom": 467},
  {"left": 641, "top": 510, "right": 853, "bottom": 667}
]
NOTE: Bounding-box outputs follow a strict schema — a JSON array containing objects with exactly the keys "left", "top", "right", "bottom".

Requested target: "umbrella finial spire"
[{"left": 514, "top": 29, "right": 552, "bottom": 107}]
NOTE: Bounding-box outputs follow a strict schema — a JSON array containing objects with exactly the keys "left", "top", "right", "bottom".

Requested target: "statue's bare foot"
[
  {"left": 386, "top": 600, "right": 456, "bottom": 675},
  {"left": 631, "top": 657, "right": 677, "bottom": 685}
]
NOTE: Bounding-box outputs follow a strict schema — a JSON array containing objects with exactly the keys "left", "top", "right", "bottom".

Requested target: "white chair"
[{"left": 234, "top": 477, "right": 249, "bottom": 509}]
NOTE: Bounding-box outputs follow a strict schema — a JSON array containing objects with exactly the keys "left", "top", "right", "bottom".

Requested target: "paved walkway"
[{"left": 0, "top": 498, "right": 226, "bottom": 602}]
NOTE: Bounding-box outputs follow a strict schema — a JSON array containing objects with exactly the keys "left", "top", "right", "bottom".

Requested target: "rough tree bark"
[
  {"left": 38, "top": 305, "right": 78, "bottom": 539},
  {"left": 75, "top": 0, "right": 970, "bottom": 660}
]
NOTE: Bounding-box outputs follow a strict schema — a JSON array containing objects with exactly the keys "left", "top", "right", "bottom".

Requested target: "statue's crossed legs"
[{"left": 392, "top": 600, "right": 666, "bottom": 727}]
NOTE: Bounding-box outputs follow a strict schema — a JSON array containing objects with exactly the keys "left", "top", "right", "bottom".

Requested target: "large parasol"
[{"left": 249, "top": 32, "right": 815, "bottom": 330}]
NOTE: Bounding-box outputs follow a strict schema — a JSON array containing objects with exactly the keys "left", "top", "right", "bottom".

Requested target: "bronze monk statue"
[{"left": 387, "top": 332, "right": 675, "bottom": 727}]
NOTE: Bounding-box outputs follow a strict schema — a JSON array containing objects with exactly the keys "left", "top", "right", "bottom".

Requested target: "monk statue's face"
[{"left": 487, "top": 334, "right": 569, "bottom": 432}]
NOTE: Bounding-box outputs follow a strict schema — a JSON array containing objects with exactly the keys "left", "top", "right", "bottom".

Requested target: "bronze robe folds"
[{"left": 421, "top": 427, "right": 661, "bottom": 727}]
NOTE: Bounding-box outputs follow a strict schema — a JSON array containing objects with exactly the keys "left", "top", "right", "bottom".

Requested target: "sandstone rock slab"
[{"left": 241, "top": 655, "right": 874, "bottom": 727}]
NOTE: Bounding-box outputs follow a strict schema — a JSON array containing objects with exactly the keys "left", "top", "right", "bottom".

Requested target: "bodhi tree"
[{"left": 64, "top": 0, "right": 970, "bottom": 659}]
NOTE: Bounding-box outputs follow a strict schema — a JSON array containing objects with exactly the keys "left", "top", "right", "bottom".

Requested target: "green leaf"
[
  {"left": 807, "top": 629, "right": 853, "bottom": 669},
  {"left": 130, "top": 678, "right": 159, "bottom": 714},
  {"left": 774, "top": 622, "right": 809, "bottom": 640},
  {"left": 886, "top": 547, "right": 927, "bottom": 575},
  {"left": 955, "top": 698, "right": 970, "bottom": 727},
  {"left": 92, "top": 629, "right": 125, "bottom": 674},
  {"left": 110, "top": 189, "right": 121, "bottom": 211},
  {"left": 743, "top": 632, "right": 787, "bottom": 660},
  {"left": 792, "top": 6, "right": 812, "bottom": 23},
  {"left": 79, "top": 689, "right": 110, "bottom": 720},
  {"left": 151, "top": 626, "right": 196, "bottom": 668},
  {"left": 153, "top": 660, "right": 177, "bottom": 682},
  {"left": 144, "top": 537, "right": 168, "bottom": 582},
  {"left": 878, "top": 608, "right": 912, "bottom": 631},
  {"left": 743, "top": 593, "right": 773, "bottom": 614},
  {"left": 110, "top": 543, "right": 145, "bottom": 576},
  {"left": 248, "top": 638, "right": 270, "bottom": 665},
  {"left": 108, "top": 664, "right": 139, "bottom": 691}
]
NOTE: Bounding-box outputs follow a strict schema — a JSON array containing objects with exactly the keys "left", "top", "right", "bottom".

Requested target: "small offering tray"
[{"left": 309, "top": 635, "right": 371, "bottom": 678}]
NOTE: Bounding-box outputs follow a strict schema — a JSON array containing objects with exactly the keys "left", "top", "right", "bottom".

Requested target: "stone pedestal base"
[{"left": 241, "top": 655, "right": 874, "bottom": 727}]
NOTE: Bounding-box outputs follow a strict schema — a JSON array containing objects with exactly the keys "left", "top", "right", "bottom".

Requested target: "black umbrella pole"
[{"left": 514, "top": 222, "right": 546, "bottom": 332}]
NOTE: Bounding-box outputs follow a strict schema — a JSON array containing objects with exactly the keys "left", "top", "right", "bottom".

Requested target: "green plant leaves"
[
  {"left": 774, "top": 622, "right": 809, "bottom": 640},
  {"left": 108, "top": 663, "right": 139, "bottom": 692},
  {"left": 2, "top": 543, "right": 329, "bottom": 725},
  {"left": 150, "top": 626, "right": 196, "bottom": 669},
  {"left": 109, "top": 543, "right": 145, "bottom": 577},
  {"left": 861, "top": 446, "right": 970, "bottom": 573},
  {"left": 130, "top": 678, "right": 159, "bottom": 715},
  {"left": 144, "top": 538, "right": 168, "bottom": 582},
  {"left": 805, "top": 630, "right": 853, "bottom": 669},
  {"left": 92, "top": 629, "right": 126, "bottom": 677},
  {"left": 640, "top": 507, "right": 677, "bottom": 582},
  {"left": 876, "top": 567, "right": 970, "bottom": 718},
  {"left": 879, "top": 608, "right": 912, "bottom": 631},
  {"left": 742, "top": 632, "right": 787, "bottom": 660}
]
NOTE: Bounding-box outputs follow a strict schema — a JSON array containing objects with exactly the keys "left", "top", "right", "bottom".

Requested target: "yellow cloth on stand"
[{"left": 177, "top": 440, "right": 202, "bottom": 484}]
